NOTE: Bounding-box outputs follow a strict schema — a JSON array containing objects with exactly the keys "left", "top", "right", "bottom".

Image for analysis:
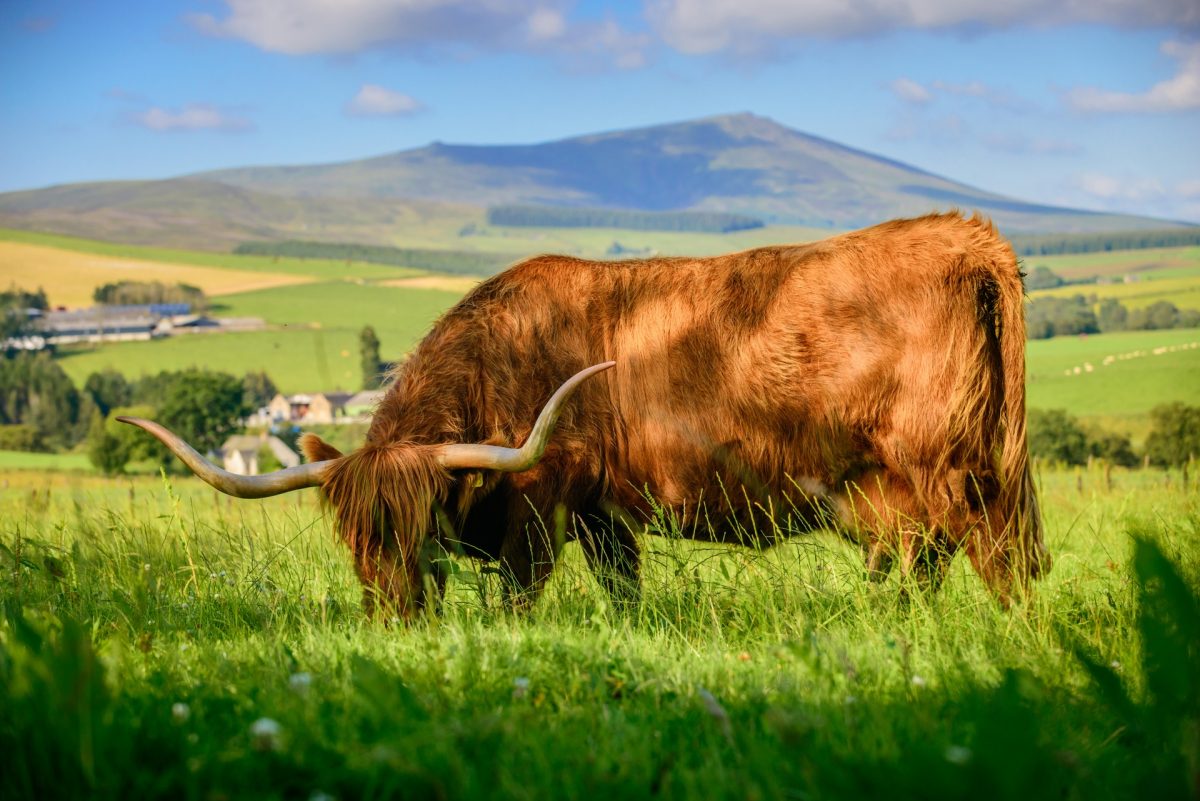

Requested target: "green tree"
[
  {"left": 1028, "top": 408, "right": 1090, "bottom": 465},
  {"left": 0, "top": 352, "right": 81, "bottom": 449},
  {"left": 1025, "top": 265, "right": 1064, "bottom": 290},
  {"left": 82, "top": 369, "right": 132, "bottom": 418},
  {"left": 360, "top": 326, "right": 383, "bottom": 390},
  {"left": 86, "top": 404, "right": 162, "bottom": 474},
  {"left": 1129, "top": 300, "right": 1180, "bottom": 331},
  {"left": 158, "top": 370, "right": 250, "bottom": 456},
  {"left": 242, "top": 370, "right": 278, "bottom": 410},
  {"left": 1097, "top": 298, "right": 1128, "bottom": 333},
  {"left": 86, "top": 411, "right": 127, "bottom": 475},
  {"left": 1089, "top": 431, "right": 1139, "bottom": 467},
  {"left": 1144, "top": 403, "right": 1200, "bottom": 467}
]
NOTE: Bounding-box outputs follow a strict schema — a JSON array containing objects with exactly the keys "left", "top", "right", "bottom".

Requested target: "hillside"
[{"left": 0, "top": 114, "right": 1188, "bottom": 250}]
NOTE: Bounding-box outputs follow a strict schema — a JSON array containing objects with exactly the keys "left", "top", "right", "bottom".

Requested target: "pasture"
[
  {"left": 1, "top": 466, "right": 1196, "bottom": 799},
  {"left": 1026, "top": 327, "right": 1200, "bottom": 436},
  {"left": 55, "top": 281, "right": 462, "bottom": 393},
  {"left": 0, "top": 239, "right": 314, "bottom": 309},
  {"left": 1028, "top": 245, "right": 1200, "bottom": 311}
]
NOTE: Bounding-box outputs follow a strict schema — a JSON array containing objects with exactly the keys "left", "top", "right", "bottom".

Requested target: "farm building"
[
  {"left": 219, "top": 433, "right": 300, "bottom": 476},
  {"left": 266, "top": 391, "right": 370, "bottom": 424}
]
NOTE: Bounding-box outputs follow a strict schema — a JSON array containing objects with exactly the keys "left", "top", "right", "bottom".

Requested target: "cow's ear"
[{"left": 299, "top": 433, "right": 343, "bottom": 463}]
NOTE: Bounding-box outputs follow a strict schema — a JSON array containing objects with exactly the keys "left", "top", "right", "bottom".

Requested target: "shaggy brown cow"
[{"left": 122, "top": 212, "right": 1048, "bottom": 616}]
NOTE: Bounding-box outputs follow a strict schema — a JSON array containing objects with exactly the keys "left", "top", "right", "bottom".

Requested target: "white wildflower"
[
  {"left": 250, "top": 717, "right": 282, "bottom": 751},
  {"left": 172, "top": 702, "right": 190, "bottom": 723},
  {"left": 512, "top": 676, "right": 530, "bottom": 700},
  {"left": 911, "top": 675, "right": 927, "bottom": 688},
  {"left": 289, "top": 672, "right": 313, "bottom": 694},
  {"left": 944, "top": 745, "right": 972, "bottom": 765}
]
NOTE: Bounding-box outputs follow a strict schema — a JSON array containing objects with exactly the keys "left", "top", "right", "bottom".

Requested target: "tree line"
[
  {"left": 0, "top": 352, "right": 277, "bottom": 470},
  {"left": 92, "top": 280, "right": 208, "bottom": 310},
  {"left": 485, "top": 205, "right": 765, "bottom": 233},
  {"left": 234, "top": 241, "right": 513, "bottom": 276},
  {"left": 1029, "top": 404, "right": 1200, "bottom": 468},
  {"left": 1026, "top": 295, "right": 1200, "bottom": 339},
  {"left": 1008, "top": 228, "right": 1200, "bottom": 256}
]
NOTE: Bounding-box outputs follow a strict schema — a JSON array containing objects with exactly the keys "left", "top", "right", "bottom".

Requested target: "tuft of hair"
[
  {"left": 300, "top": 433, "right": 343, "bottom": 463},
  {"left": 317, "top": 442, "right": 451, "bottom": 591}
]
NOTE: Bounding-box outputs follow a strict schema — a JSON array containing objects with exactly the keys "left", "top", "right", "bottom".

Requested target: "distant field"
[
  {"left": 0, "top": 240, "right": 317, "bottom": 308},
  {"left": 0, "top": 450, "right": 92, "bottom": 472},
  {"left": 1026, "top": 326, "right": 1200, "bottom": 437},
  {"left": 0, "top": 228, "right": 417, "bottom": 282},
  {"left": 1030, "top": 245, "right": 1200, "bottom": 281},
  {"left": 57, "top": 282, "right": 461, "bottom": 393},
  {"left": 1029, "top": 273, "right": 1200, "bottom": 311}
]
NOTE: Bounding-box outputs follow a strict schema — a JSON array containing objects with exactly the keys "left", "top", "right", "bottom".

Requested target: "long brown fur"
[{"left": 303, "top": 211, "right": 1047, "bottom": 614}]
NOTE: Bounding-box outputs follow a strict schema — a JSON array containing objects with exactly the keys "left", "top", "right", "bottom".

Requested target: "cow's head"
[{"left": 119, "top": 361, "right": 615, "bottom": 616}]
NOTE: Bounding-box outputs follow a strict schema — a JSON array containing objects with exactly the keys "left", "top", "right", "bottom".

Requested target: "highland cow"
[{"left": 122, "top": 212, "right": 1048, "bottom": 616}]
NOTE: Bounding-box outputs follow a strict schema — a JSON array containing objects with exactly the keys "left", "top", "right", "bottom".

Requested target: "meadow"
[
  {"left": 1027, "top": 245, "right": 1200, "bottom": 312},
  {"left": 3, "top": 225, "right": 1199, "bottom": 799},
  {"left": 1, "top": 465, "right": 1196, "bottom": 800}
]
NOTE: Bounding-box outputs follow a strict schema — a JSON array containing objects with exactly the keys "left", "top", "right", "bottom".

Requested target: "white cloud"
[
  {"left": 189, "top": 0, "right": 649, "bottom": 68},
  {"left": 890, "top": 78, "right": 932, "bottom": 105},
  {"left": 345, "top": 84, "right": 423, "bottom": 117},
  {"left": 647, "top": 0, "right": 1200, "bottom": 55},
  {"left": 1065, "top": 40, "right": 1200, "bottom": 113},
  {"left": 131, "top": 104, "right": 252, "bottom": 132}
]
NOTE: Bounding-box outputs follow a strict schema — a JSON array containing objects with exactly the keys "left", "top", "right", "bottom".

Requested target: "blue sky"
[{"left": 2, "top": 0, "right": 1198, "bottom": 222}]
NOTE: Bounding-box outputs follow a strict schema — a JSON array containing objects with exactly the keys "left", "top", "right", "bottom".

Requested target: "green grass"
[
  {"left": 55, "top": 282, "right": 462, "bottom": 393},
  {"left": 0, "top": 227, "right": 417, "bottom": 281},
  {"left": 1029, "top": 245, "right": 1200, "bottom": 281},
  {"left": 1, "top": 466, "right": 1197, "bottom": 799},
  {"left": 0, "top": 450, "right": 93, "bottom": 471},
  {"left": 1026, "top": 327, "right": 1200, "bottom": 436},
  {"left": 1029, "top": 274, "right": 1200, "bottom": 311}
]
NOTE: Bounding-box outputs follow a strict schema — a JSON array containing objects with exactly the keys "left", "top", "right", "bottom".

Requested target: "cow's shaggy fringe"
[{"left": 302, "top": 435, "right": 451, "bottom": 615}]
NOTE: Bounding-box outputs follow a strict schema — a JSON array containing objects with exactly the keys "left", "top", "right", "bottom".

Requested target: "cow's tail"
[{"left": 992, "top": 241, "right": 1048, "bottom": 582}]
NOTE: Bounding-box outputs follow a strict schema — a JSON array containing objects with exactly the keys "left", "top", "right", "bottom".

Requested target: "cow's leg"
[
  {"left": 898, "top": 528, "right": 957, "bottom": 595},
  {"left": 577, "top": 507, "right": 641, "bottom": 608},
  {"left": 496, "top": 505, "right": 564, "bottom": 611},
  {"left": 861, "top": 537, "right": 896, "bottom": 582}
]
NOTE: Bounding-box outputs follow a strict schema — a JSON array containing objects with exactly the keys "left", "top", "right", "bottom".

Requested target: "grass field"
[
  {"left": 0, "top": 240, "right": 316, "bottom": 308},
  {"left": 1025, "top": 327, "right": 1200, "bottom": 437},
  {"left": 0, "top": 450, "right": 93, "bottom": 472},
  {"left": 0, "top": 227, "right": 418, "bottom": 283},
  {"left": 1031, "top": 245, "right": 1200, "bottom": 281},
  {"left": 56, "top": 282, "right": 462, "bottom": 393},
  {"left": 1, "top": 465, "right": 1196, "bottom": 799}
]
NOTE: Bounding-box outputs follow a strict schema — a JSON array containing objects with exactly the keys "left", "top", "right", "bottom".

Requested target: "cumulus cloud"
[
  {"left": 1064, "top": 40, "right": 1200, "bottom": 113},
  {"left": 189, "top": 0, "right": 649, "bottom": 68},
  {"left": 345, "top": 84, "right": 424, "bottom": 116},
  {"left": 131, "top": 104, "right": 253, "bottom": 132},
  {"left": 647, "top": 0, "right": 1200, "bottom": 55}
]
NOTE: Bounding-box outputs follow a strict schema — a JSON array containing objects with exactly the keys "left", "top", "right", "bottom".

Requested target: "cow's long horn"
[
  {"left": 115, "top": 417, "right": 330, "bottom": 498},
  {"left": 435, "top": 361, "right": 615, "bottom": 471}
]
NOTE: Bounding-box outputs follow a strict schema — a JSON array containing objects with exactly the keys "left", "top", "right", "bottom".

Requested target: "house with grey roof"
[{"left": 220, "top": 433, "right": 300, "bottom": 476}]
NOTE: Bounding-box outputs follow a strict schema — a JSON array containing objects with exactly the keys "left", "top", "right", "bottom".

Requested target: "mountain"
[{"left": 0, "top": 113, "right": 1188, "bottom": 249}]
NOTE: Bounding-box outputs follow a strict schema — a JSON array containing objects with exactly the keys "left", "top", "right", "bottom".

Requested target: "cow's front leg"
[{"left": 577, "top": 508, "right": 641, "bottom": 608}]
